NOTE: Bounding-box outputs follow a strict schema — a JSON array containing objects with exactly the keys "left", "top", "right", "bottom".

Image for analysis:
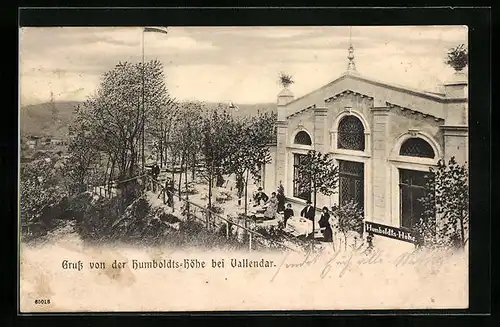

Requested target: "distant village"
[{"left": 20, "top": 133, "right": 71, "bottom": 163}]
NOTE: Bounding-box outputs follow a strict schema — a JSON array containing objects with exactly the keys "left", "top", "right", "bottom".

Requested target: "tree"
[
  {"left": 71, "top": 60, "right": 174, "bottom": 204},
  {"left": 199, "top": 105, "right": 234, "bottom": 210},
  {"left": 146, "top": 98, "right": 178, "bottom": 168},
  {"left": 295, "top": 150, "right": 339, "bottom": 240},
  {"left": 171, "top": 101, "right": 204, "bottom": 198},
  {"left": 331, "top": 200, "right": 364, "bottom": 251},
  {"left": 65, "top": 128, "right": 99, "bottom": 194},
  {"left": 20, "top": 157, "right": 67, "bottom": 237},
  {"left": 415, "top": 157, "right": 469, "bottom": 249},
  {"left": 278, "top": 72, "right": 294, "bottom": 89},
  {"left": 445, "top": 44, "right": 468, "bottom": 72},
  {"left": 224, "top": 111, "right": 276, "bottom": 217}
]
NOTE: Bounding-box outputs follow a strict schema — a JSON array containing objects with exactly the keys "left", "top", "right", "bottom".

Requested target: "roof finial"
[{"left": 347, "top": 26, "right": 357, "bottom": 73}]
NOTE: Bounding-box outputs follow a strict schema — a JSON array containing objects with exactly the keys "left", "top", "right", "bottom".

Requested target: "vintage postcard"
[{"left": 19, "top": 25, "right": 469, "bottom": 312}]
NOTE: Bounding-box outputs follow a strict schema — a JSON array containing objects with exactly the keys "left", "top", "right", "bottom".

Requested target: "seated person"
[
  {"left": 253, "top": 187, "right": 269, "bottom": 206},
  {"left": 263, "top": 192, "right": 278, "bottom": 220},
  {"left": 283, "top": 203, "right": 294, "bottom": 227},
  {"left": 300, "top": 200, "right": 315, "bottom": 221}
]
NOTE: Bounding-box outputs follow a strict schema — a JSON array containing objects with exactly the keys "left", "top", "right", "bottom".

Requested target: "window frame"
[
  {"left": 293, "top": 130, "right": 313, "bottom": 146},
  {"left": 399, "top": 137, "right": 436, "bottom": 159},
  {"left": 338, "top": 159, "right": 365, "bottom": 212},
  {"left": 398, "top": 168, "right": 433, "bottom": 230},
  {"left": 337, "top": 115, "right": 366, "bottom": 151},
  {"left": 330, "top": 110, "right": 371, "bottom": 157},
  {"left": 292, "top": 153, "right": 311, "bottom": 201}
]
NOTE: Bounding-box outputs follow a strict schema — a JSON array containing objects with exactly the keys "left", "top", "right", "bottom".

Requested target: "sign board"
[{"left": 364, "top": 221, "right": 418, "bottom": 244}]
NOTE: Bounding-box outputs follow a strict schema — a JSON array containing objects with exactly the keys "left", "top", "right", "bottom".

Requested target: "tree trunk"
[
  {"left": 244, "top": 169, "right": 249, "bottom": 229},
  {"left": 104, "top": 155, "right": 110, "bottom": 185},
  {"left": 344, "top": 233, "right": 348, "bottom": 251},
  {"left": 312, "top": 185, "right": 317, "bottom": 251},
  {"left": 108, "top": 157, "right": 116, "bottom": 186},
  {"left": 159, "top": 121, "right": 164, "bottom": 168},
  {"left": 171, "top": 152, "right": 175, "bottom": 182},
  {"left": 459, "top": 215, "right": 466, "bottom": 249},
  {"left": 208, "top": 159, "right": 214, "bottom": 210},
  {"left": 185, "top": 153, "right": 189, "bottom": 201},
  {"left": 178, "top": 152, "right": 185, "bottom": 197},
  {"left": 237, "top": 173, "right": 243, "bottom": 206},
  {"left": 245, "top": 170, "right": 249, "bottom": 219},
  {"left": 191, "top": 152, "right": 196, "bottom": 182}
]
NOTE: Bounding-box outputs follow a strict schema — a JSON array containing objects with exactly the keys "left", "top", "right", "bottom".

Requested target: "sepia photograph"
[{"left": 19, "top": 25, "right": 469, "bottom": 312}]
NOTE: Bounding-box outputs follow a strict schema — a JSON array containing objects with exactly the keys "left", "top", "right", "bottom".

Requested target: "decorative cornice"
[
  {"left": 407, "top": 129, "right": 420, "bottom": 137},
  {"left": 275, "top": 120, "right": 289, "bottom": 126},
  {"left": 324, "top": 89, "right": 374, "bottom": 103},
  {"left": 386, "top": 102, "right": 445, "bottom": 122},
  {"left": 441, "top": 125, "right": 468, "bottom": 136},
  {"left": 314, "top": 106, "right": 328, "bottom": 116},
  {"left": 286, "top": 104, "right": 316, "bottom": 119}
]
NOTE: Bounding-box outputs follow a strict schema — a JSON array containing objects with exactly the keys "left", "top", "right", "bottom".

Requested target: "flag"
[
  {"left": 229, "top": 101, "right": 239, "bottom": 111},
  {"left": 143, "top": 27, "right": 168, "bottom": 34}
]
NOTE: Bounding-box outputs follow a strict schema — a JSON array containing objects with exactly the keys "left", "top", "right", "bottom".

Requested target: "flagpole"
[{"left": 141, "top": 28, "right": 145, "bottom": 175}]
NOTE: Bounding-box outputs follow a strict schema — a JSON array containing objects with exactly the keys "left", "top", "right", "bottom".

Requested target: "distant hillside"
[
  {"left": 20, "top": 100, "right": 276, "bottom": 139},
  {"left": 20, "top": 101, "right": 81, "bottom": 138}
]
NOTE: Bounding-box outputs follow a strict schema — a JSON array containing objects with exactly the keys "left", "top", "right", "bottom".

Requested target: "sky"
[{"left": 19, "top": 26, "right": 468, "bottom": 106}]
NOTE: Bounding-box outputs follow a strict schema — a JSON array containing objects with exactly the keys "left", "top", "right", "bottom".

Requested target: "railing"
[
  {"left": 149, "top": 177, "right": 299, "bottom": 253},
  {"left": 87, "top": 173, "right": 149, "bottom": 200},
  {"left": 86, "top": 173, "right": 299, "bottom": 252}
]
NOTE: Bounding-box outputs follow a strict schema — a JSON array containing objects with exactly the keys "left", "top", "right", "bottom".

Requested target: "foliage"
[
  {"left": 331, "top": 200, "right": 364, "bottom": 251},
  {"left": 65, "top": 129, "right": 100, "bottom": 194},
  {"left": 20, "top": 157, "right": 68, "bottom": 238},
  {"left": 71, "top": 60, "right": 174, "bottom": 186},
  {"left": 170, "top": 101, "right": 204, "bottom": 196},
  {"left": 295, "top": 150, "right": 338, "bottom": 245},
  {"left": 444, "top": 44, "right": 468, "bottom": 71},
  {"left": 415, "top": 157, "right": 469, "bottom": 249},
  {"left": 278, "top": 72, "right": 294, "bottom": 88},
  {"left": 223, "top": 111, "right": 276, "bottom": 215},
  {"left": 295, "top": 150, "right": 339, "bottom": 198},
  {"left": 198, "top": 105, "right": 235, "bottom": 208}
]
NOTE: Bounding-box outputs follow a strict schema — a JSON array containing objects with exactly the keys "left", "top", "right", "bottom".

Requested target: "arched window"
[
  {"left": 399, "top": 138, "right": 435, "bottom": 158},
  {"left": 337, "top": 116, "right": 365, "bottom": 151},
  {"left": 294, "top": 131, "right": 312, "bottom": 146}
]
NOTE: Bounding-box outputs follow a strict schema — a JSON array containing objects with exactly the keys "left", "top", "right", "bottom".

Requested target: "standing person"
[
  {"left": 263, "top": 192, "right": 278, "bottom": 220},
  {"left": 151, "top": 163, "right": 160, "bottom": 192},
  {"left": 276, "top": 184, "right": 285, "bottom": 213},
  {"left": 166, "top": 179, "right": 175, "bottom": 209},
  {"left": 319, "top": 206, "right": 333, "bottom": 242},
  {"left": 253, "top": 187, "right": 269, "bottom": 207},
  {"left": 300, "top": 200, "right": 315, "bottom": 221},
  {"left": 283, "top": 203, "right": 294, "bottom": 227}
]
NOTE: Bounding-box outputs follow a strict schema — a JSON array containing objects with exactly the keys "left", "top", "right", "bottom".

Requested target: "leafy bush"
[
  {"left": 331, "top": 201, "right": 364, "bottom": 250},
  {"left": 20, "top": 157, "right": 67, "bottom": 239},
  {"left": 445, "top": 44, "right": 468, "bottom": 71},
  {"left": 415, "top": 157, "right": 469, "bottom": 249}
]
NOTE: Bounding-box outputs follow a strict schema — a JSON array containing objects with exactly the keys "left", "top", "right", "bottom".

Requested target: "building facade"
[{"left": 263, "top": 52, "right": 468, "bottom": 233}]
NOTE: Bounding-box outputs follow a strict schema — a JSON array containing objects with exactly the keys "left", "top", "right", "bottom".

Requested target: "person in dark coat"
[
  {"left": 253, "top": 187, "right": 269, "bottom": 206},
  {"left": 276, "top": 185, "right": 286, "bottom": 213},
  {"left": 166, "top": 179, "right": 175, "bottom": 208},
  {"left": 151, "top": 163, "right": 160, "bottom": 192},
  {"left": 318, "top": 206, "right": 333, "bottom": 242},
  {"left": 300, "top": 200, "right": 315, "bottom": 221},
  {"left": 283, "top": 203, "right": 294, "bottom": 227}
]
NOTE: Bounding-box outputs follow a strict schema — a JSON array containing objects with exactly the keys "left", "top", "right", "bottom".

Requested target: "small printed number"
[{"left": 34, "top": 299, "right": 50, "bottom": 305}]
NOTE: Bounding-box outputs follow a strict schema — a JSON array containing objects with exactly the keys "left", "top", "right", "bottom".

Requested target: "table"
[{"left": 284, "top": 216, "right": 321, "bottom": 237}]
